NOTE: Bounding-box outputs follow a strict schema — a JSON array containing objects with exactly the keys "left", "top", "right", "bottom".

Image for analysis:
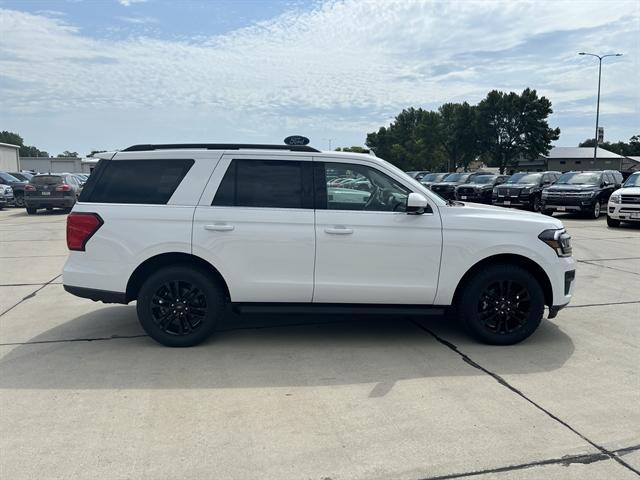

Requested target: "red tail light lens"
[
  {"left": 56, "top": 184, "right": 72, "bottom": 192},
  {"left": 25, "top": 184, "right": 36, "bottom": 192},
  {"left": 67, "top": 213, "right": 103, "bottom": 251}
]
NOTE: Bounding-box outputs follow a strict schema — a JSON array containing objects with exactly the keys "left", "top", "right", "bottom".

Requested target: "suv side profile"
[
  {"left": 493, "top": 172, "right": 561, "bottom": 212},
  {"left": 63, "top": 143, "right": 576, "bottom": 347}
]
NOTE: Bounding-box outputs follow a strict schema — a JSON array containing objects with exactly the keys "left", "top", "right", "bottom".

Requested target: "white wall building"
[{"left": 0, "top": 143, "right": 20, "bottom": 171}]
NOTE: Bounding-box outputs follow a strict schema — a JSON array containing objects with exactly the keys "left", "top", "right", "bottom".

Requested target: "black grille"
[
  {"left": 497, "top": 187, "right": 521, "bottom": 197},
  {"left": 457, "top": 187, "right": 475, "bottom": 196},
  {"left": 621, "top": 195, "right": 640, "bottom": 204}
]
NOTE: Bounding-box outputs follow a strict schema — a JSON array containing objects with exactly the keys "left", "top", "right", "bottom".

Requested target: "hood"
[
  {"left": 545, "top": 184, "right": 599, "bottom": 192},
  {"left": 503, "top": 183, "right": 537, "bottom": 188},
  {"left": 444, "top": 201, "right": 565, "bottom": 232},
  {"left": 463, "top": 182, "right": 493, "bottom": 189},
  {"left": 433, "top": 181, "right": 462, "bottom": 187},
  {"left": 614, "top": 186, "right": 640, "bottom": 196}
]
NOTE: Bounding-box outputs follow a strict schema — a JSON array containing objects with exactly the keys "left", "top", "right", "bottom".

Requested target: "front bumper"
[
  {"left": 457, "top": 191, "right": 492, "bottom": 203},
  {"left": 608, "top": 202, "right": 640, "bottom": 222},
  {"left": 542, "top": 196, "right": 595, "bottom": 213},
  {"left": 431, "top": 187, "right": 456, "bottom": 200}
]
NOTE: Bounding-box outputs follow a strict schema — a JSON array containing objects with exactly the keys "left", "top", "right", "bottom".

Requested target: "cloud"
[
  {"left": 116, "top": 15, "right": 158, "bottom": 24},
  {"left": 0, "top": 0, "right": 638, "bottom": 152},
  {"left": 118, "top": 0, "right": 148, "bottom": 6}
]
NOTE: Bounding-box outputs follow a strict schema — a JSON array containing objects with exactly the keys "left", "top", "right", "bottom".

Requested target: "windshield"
[
  {"left": 443, "top": 173, "right": 469, "bottom": 182},
  {"left": 32, "top": 175, "right": 63, "bottom": 185},
  {"left": 506, "top": 173, "right": 542, "bottom": 184},
  {"left": 623, "top": 173, "right": 640, "bottom": 187},
  {"left": 421, "top": 173, "right": 447, "bottom": 182},
  {"left": 472, "top": 175, "right": 496, "bottom": 184},
  {"left": 557, "top": 172, "right": 601, "bottom": 185}
]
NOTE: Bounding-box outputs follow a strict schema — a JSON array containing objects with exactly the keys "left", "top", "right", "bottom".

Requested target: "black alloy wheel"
[
  {"left": 150, "top": 280, "right": 208, "bottom": 336},
  {"left": 457, "top": 264, "right": 544, "bottom": 345},
  {"left": 137, "top": 265, "right": 225, "bottom": 347},
  {"left": 477, "top": 280, "right": 531, "bottom": 335},
  {"left": 14, "top": 193, "right": 25, "bottom": 207},
  {"left": 532, "top": 195, "right": 542, "bottom": 212}
]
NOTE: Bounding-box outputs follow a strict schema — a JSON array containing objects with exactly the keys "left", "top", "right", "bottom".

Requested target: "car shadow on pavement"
[{"left": 0, "top": 306, "right": 574, "bottom": 391}]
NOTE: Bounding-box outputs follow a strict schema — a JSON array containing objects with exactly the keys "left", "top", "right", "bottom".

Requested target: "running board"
[{"left": 233, "top": 303, "right": 447, "bottom": 316}]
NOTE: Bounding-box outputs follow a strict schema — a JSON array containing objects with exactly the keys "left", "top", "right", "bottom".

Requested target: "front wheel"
[
  {"left": 589, "top": 201, "right": 601, "bottom": 219},
  {"left": 137, "top": 265, "right": 226, "bottom": 347},
  {"left": 607, "top": 215, "right": 620, "bottom": 228},
  {"left": 14, "top": 194, "right": 25, "bottom": 207},
  {"left": 456, "top": 264, "right": 545, "bottom": 345},
  {"left": 26, "top": 207, "right": 37, "bottom": 215},
  {"left": 532, "top": 195, "right": 542, "bottom": 213}
]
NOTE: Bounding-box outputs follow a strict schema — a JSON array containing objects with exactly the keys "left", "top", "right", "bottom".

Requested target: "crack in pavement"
[
  {"left": 417, "top": 444, "right": 640, "bottom": 480},
  {"left": 0, "top": 274, "right": 61, "bottom": 318},
  {"left": 410, "top": 320, "right": 640, "bottom": 477},
  {"left": 577, "top": 259, "right": 640, "bottom": 276},
  {"left": 576, "top": 257, "right": 640, "bottom": 262},
  {"left": 566, "top": 300, "right": 640, "bottom": 309},
  {"left": 0, "top": 282, "right": 63, "bottom": 287}
]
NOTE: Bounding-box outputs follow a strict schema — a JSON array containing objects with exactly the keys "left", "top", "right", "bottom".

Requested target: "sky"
[{"left": 0, "top": 0, "right": 638, "bottom": 156}]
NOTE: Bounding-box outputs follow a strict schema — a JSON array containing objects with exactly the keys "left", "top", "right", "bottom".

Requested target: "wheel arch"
[
  {"left": 126, "top": 252, "right": 230, "bottom": 302},
  {"left": 452, "top": 253, "right": 553, "bottom": 308}
]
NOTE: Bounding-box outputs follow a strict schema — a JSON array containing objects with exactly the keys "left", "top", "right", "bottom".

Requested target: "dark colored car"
[
  {"left": 405, "top": 170, "right": 430, "bottom": 181},
  {"left": 430, "top": 172, "right": 484, "bottom": 200},
  {"left": 541, "top": 170, "right": 620, "bottom": 219},
  {"left": 493, "top": 171, "right": 561, "bottom": 212},
  {"left": 420, "top": 172, "right": 449, "bottom": 189},
  {"left": 0, "top": 171, "right": 28, "bottom": 207},
  {"left": 455, "top": 174, "right": 509, "bottom": 204},
  {"left": 8, "top": 171, "right": 33, "bottom": 182},
  {"left": 24, "top": 173, "right": 83, "bottom": 214}
]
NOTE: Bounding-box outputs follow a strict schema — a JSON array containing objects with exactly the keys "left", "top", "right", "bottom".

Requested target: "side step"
[{"left": 233, "top": 303, "right": 446, "bottom": 316}]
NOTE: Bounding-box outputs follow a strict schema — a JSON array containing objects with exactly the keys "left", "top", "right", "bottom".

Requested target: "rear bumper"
[
  {"left": 25, "top": 196, "right": 75, "bottom": 208},
  {"left": 63, "top": 285, "right": 128, "bottom": 304}
]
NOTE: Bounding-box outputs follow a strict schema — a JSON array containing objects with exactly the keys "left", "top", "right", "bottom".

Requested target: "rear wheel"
[
  {"left": 606, "top": 215, "right": 620, "bottom": 228},
  {"left": 456, "top": 264, "right": 545, "bottom": 345},
  {"left": 26, "top": 207, "right": 37, "bottom": 215},
  {"left": 137, "top": 265, "right": 226, "bottom": 347}
]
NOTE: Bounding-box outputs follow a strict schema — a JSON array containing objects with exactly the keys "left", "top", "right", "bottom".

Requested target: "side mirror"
[{"left": 407, "top": 192, "right": 429, "bottom": 215}]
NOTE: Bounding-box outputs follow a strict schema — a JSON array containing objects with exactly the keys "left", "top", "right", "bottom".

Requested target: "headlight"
[
  {"left": 610, "top": 194, "right": 621, "bottom": 204},
  {"left": 539, "top": 229, "right": 572, "bottom": 258}
]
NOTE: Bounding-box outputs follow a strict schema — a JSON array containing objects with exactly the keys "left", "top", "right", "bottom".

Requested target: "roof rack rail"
[{"left": 122, "top": 143, "right": 320, "bottom": 153}]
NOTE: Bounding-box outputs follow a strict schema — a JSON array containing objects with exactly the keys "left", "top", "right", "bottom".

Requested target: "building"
[
  {"left": 20, "top": 156, "right": 91, "bottom": 173},
  {"left": 622, "top": 156, "right": 640, "bottom": 174},
  {"left": 0, "top": 143, "right": 20, "bottom": 171},
  {"left": 515, "top": 147, "right": 627, "bottom": 173}
]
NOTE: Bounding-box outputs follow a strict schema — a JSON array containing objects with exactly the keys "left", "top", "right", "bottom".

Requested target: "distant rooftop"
[
  {"left": 0, "top": 142, "right": 20, "bottom": 149},
  {"left": 544, "top": 147, "right": 623, "bottom": 159}
]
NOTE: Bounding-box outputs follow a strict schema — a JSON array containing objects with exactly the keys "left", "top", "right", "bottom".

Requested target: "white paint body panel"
[{"left": 63, "top": 149, "right": 575, "bottom": 310}]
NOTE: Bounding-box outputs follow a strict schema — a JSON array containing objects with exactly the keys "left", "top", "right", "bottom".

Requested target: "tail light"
[
  {"left": 67, "top": 213, "right": 103, "bottom": 251},
  {"left": 56, "top": 184, "right": 72, "bottom": 192},
  {"left": 25, "top": 184, "right": 36, "bottom": 192}
]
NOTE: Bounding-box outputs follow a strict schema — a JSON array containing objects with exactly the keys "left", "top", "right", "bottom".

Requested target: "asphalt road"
[{"left": 1, "top": 207, "right": 639, "bottom": 480}]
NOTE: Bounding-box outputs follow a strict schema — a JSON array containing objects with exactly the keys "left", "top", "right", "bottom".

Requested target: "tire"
[
  {"left": 542, "top": 210, "right": 553, "bottom": 216},
  {"left": 26, "top": 207, "right": 37, "bottom": 215},
  {"left": 14, "top": 193, "right": 25, "bottom": 207},
  {"left": 607, "top": 215, "right": 620, "bottom": 228},
  {"left": 590, "top": 200, "right": 601, "bottom": 219},
  {"left": 532, "top": 195, "right": 542, "bottom": 213},
  {"left": 136, "top": 265, "right": 226, "bottom": 347},
  {"left": 456, "top": 264, "right": 545, "bottom": 345}
]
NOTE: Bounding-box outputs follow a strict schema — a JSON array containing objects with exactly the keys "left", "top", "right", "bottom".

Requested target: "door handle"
[
  {"left": 325, "top": 227, "right": 353, "bottom": 235},
  {"left": 204, "top": 224, "right": 235, "bottom": 232}
]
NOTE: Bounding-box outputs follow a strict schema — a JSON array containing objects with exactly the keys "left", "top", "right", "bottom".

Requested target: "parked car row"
[
  {"left": 606, "top": 171, "right": 640, "bottom": 227},
  {"left": 0, "top": 170, "right": 88, "bottom": 213}
]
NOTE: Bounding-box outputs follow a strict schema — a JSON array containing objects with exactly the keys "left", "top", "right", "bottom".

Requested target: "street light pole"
[{"left": 578, "top": 52, "right": 622, "bottom": 161}]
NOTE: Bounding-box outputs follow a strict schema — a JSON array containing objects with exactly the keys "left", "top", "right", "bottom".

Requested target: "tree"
[
  {"left": 477, "top": 88, "right": 560, "bottom": 173},
  {"left": 0, "top": 130, "right": 49, "bottom": 157},
  {"left": 365, "top": 108, "right": 448, "bottom": 171},
  {"left": 438, "top": 102, "right": 481, "bottom": 172},
  {"left": 579, "top": 134, "right": 640, "bottom": 156},
  {"left": 335, "top": 146, "right": 370, "bottom": 153},
  {"left": 57, "top": 151, "right": 79, "bottom": 158}
]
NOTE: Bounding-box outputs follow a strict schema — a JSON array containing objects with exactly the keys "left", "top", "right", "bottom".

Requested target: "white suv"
[
  {"left": 63, "top": 143, "right": 576, "bottom": 347},
  {"left": 607, "top": 172, "right": 640, "bottom": 227}
]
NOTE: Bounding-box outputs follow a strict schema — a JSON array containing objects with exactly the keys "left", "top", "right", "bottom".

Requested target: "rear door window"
[
  {"left": 81, "top": 159, "right": 193, "bottom": 204},
  {"left": 212, "top": 159, "right": 312, "bottom": 209}
]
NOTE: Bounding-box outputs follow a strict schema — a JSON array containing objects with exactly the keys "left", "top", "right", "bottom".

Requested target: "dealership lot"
[{"left": 0, "top": 208, "right": 638, "bottom": 479}]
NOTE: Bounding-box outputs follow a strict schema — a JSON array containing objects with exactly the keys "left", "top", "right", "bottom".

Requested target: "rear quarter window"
[{"left": 80, "top": 159, "right": 194, "bottom": 204}]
